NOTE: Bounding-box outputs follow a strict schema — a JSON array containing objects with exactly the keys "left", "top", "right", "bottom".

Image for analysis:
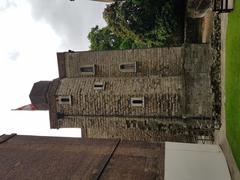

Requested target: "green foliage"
[
  {"left": 103, "top": 0, "right": 180, "bottom": 48},
  {"left": 88, "top": 25, "right": 138, "bottom": 50},
  {"left": 88, "top": 26, "right": 121, "bottom": 51},
  {"left": 88, "top": 0, "right": 183, "bottom": 50}
]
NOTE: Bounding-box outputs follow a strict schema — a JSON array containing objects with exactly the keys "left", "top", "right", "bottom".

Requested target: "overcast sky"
[{"left": 0, "top": 0, "right": 107, "bottom": 137}]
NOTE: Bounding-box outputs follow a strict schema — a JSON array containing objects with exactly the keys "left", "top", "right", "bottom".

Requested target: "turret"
[{"left": 29, "top": 81, "right": 51, "bottom": 110}]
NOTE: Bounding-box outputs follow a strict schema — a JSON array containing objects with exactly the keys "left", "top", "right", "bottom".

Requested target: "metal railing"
[{"left": 213, "top": 0, "right": 234, "bottom": 13}]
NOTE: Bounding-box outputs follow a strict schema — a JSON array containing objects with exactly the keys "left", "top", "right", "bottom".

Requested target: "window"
[
  {"left": 56, "top": 112, "right": 64, "bottom": 119},
  {"left": 131, "top": 97, "right": 144, "bottom": 107},
  {"left": 80, "top": 65, "right": 95, "bottom": 75},
  {"left": 94, "top": 82, "right": 105, "bottom": 90},
  {"left": 119, "top": 62, "right": 137, "bottom": 72},
  {"left": 57, "top": 95, "right": 72, "bottom": 105}
]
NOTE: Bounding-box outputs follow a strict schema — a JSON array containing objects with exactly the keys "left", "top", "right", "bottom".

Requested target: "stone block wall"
[
  {"left": 45, "top": 44, "right": 215, "bottom": 142},
  {"left": 56, "top": 76, "right": 183, "bottom": 117},
  {"left": 82, "top": 127, "right": 194, "bottom": 143},
  {"left": 58, "top": 116, "right": 186, "bottom": 131},
  {"left": 184, "top": 44, "right": 213, "bottom": 117},
  {"left": 63, "top": 47, "right": 183, "bottom": 78}
]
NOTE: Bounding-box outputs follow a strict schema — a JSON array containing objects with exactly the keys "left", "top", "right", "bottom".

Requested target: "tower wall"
[
  {"left": 62, "top": 47, "right": 183, "bottom": 78},
  {"left": 47, "top": 44, "right": 214, "bottom": 142},
  {"left": 82, "top": 127, "right": 194, "bottom": 143},
  {"left": 184, "top": 44, "right": 213, "bottom": 117},
  {"left": 56, "top": 76, "right": 183, "bottom": 117}
]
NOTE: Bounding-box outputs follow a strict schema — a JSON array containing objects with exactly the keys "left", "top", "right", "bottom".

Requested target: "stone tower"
[
  {"left": 29, "top": 81, "right": 51, "bottom": 110},
  {"left": 30, "top": 44, "right": 215, "bottom": 142}
]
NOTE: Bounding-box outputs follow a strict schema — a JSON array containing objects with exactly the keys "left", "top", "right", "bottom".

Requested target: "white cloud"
[
  {"left": 7, "top": 51, "right": 20, "bottom": 61},
  {"left": 0, "top": 0, "right": 107, "bottom": 137},
  {"left": 0, "top": 0, "right": 17, "bottom": 11},
  {"left": 27, "top": 0, "right": 107, "bottom": 50},
  {"left": 0, "top": 1, "right": 60, "bottom": 108}
]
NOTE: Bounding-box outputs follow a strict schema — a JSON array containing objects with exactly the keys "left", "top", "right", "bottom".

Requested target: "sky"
[{"left": 0, "top": 0, "right": 107, "bottom": 137}]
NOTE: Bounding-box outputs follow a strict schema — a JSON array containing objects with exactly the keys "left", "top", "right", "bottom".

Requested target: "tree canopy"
[
  {"left": 88, "top": 0, "right": 184, "bottom": 50},
  {"left": 88, "top": 26, "right": 138, "bottom": 50}
]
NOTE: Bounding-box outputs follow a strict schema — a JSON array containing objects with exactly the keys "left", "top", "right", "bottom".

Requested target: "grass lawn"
[{"left": 225, "top": 0, "right": 240, "bottom": 170}]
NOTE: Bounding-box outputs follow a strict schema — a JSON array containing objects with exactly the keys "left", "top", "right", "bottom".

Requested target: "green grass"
[{"left": 225, "top": 0, "right": 240, "bottom": 170}]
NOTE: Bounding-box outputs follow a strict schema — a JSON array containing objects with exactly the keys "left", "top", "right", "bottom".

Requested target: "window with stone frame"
[
  {"left": 130, "top": 97, "right": 144, "bottom": 107},
  {"left": 80, "top": 65, "right": 95, "bottom": 75},
  {"left": 119, "top": 62, "right": 137, "bottom": 72},
  {"left": 57, "top": 95, "right": 72, "bottom": 105},
  {"left": 94, "top": 82, "right": 105, "bottom": 90}
]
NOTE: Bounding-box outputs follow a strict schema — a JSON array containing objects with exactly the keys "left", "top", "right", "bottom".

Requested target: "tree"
[
  {"left": 103, "top": 0, "right": 181, "bottom": 47},
  {"left": 88, "top": 25, "right": 139, "bottom": 50},
  {"left": 88, "top": 26, "right": 120, "bottom": 50},
  {"left": 88, "top": 0, "right": 184, "bottom": 50}
]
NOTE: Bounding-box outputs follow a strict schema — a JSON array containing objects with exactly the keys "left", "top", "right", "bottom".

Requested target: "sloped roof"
[{"left": 0, "top": 134, "right": 164, "bottom": 180}]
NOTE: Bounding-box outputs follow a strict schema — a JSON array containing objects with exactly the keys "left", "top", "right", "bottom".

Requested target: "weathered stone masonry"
[{"left": 30, "top": 44, "right": 215, "bottom": 142}]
